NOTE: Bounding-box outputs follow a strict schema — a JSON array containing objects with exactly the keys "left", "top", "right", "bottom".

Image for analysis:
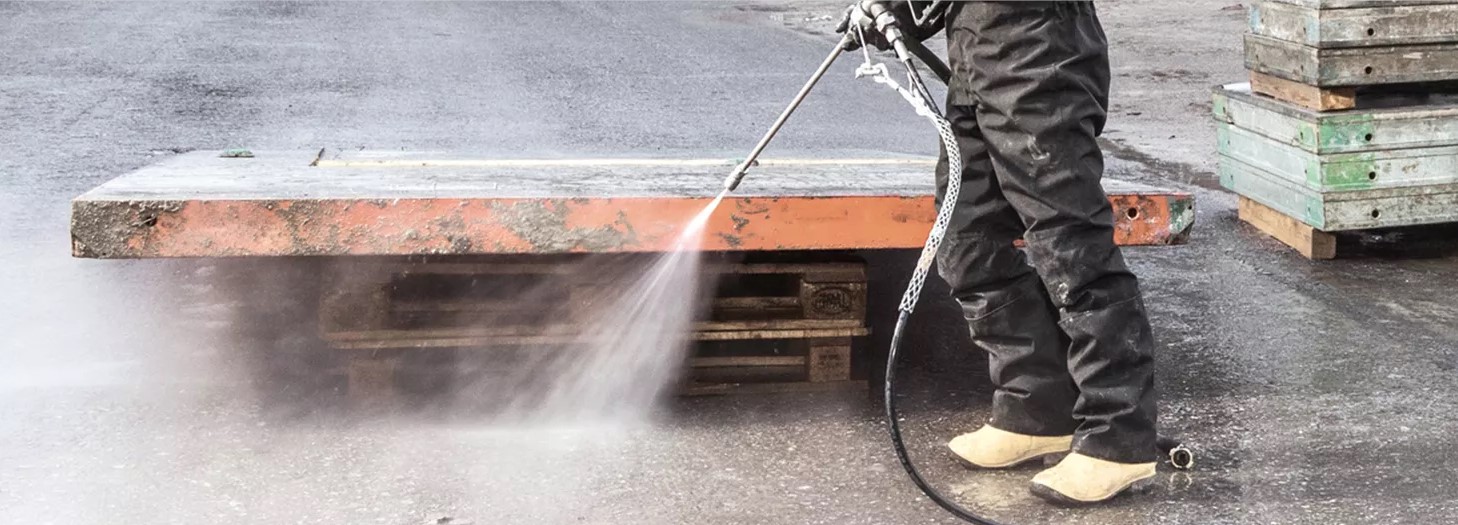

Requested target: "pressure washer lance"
[
  {"left": 723, "top": 11, "right": 1193, "bottom": 525},
  {"left": 722, "top": 33, "right": 852, "bottom": 192}
]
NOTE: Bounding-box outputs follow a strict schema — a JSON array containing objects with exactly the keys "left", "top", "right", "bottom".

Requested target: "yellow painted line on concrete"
[{"left": 313, "top": 158, "right": 938, "bottom": 168}]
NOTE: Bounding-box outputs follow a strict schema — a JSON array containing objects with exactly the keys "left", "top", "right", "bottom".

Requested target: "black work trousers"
[{"left": 935, "top": 1, "right": 1157, "bottom": 464}]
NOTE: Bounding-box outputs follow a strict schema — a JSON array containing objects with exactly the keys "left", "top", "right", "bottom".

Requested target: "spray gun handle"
[{"left": 865, "top": 2, "right": 914, "bottom": 63}]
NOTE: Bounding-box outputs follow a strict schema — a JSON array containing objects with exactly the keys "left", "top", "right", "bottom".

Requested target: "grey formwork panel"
[
  {"left": 1265, "top": 0, "right": 1457, "bottom": 9},
  {"left": 1218, "top": 121, "right": 1458, "bottom": 191},
  {"left": 1213, "top": 83, "right": 1458, "bottom": 155},
  {"left": 1245, "top": 33, "right": 1458, "bottom": 86},
  {"left": 1219, "top": 154, "right": 1458, "bottom": 230},
  {"left": 1250, "top": 1, "right": 1458, "bottom": 47}
]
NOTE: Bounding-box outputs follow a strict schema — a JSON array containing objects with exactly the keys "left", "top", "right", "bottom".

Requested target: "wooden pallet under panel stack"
[
  {"left": 1220, "top": 0, "right": 1458, "bottom": 258},
  {"left": 319, "top": 255, "right": 869, "bottom": 398}
]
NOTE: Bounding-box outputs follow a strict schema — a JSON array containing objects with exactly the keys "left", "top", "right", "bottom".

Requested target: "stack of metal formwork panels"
[
  {"left": 1245, "top": 0, "right": 1458, "bottom": 110},
  {"left": 1217, "top": 0, "right": 1458, "bottom": 258}
]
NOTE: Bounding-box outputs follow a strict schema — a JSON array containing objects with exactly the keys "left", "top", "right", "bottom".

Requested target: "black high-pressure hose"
[
  {"left": 886, "top": 312, "right": 1008, "bottom": 525},
  {"left": 873, "top": 50, "right": 1017, "bottom": 525}
]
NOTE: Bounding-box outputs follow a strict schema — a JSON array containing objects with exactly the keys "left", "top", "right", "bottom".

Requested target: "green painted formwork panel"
[
  {"left": 1218, "top": 122, "right": 1458, "bottom": 192},
  {"left": 1212, "top": 83, "right": 1458, "bottom": 154},
  {"left": 1250, "top": 1, "right": 1458, "bottom": 48},
  {"left": 1220, "top": 154, "right": 1458, "bottom": 230},
  {"left": 1219, "top": 155, "right": 1328, "bottom": 228},
  {"left": 1245, "top": 33, "right": 1458, "bottom": 86}
]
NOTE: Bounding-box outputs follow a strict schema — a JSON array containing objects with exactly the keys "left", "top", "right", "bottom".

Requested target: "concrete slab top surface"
[{"left": 76, "top": 150, "right": 1174, "bottom": 200}]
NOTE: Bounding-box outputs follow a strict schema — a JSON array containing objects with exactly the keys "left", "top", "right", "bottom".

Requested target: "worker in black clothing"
[{"left": 842, "top": 1, "right": 1159, "bottom": 505}]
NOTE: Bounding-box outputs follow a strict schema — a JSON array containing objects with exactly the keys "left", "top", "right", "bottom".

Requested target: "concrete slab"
[{"left": 70, "top": 151, "right": 1195, "bottom": 258}]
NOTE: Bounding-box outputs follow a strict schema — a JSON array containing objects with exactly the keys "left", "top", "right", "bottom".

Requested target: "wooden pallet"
[
  {"left": 1247, "top": 71, "right": 1360, "bottom": 112},
  {"left": 1237, "top": 196, "right": 1338, "bottom": 259},
  {"left": 1234, "top": 197, "right": 1458, "bottom": 260},
  {"left": 341, "top": 336, "right": 867, "bottom": 399},
  {"left": 682, "top": 337, "right": 864, "bottom": 396},
  {"left": 320, "top": 255, "right": 870, "bottom": 397},
  {"left": 1246, "top": 71, "right": 1458, "bottom": 112},
  {"left": 320, "top": 256, "right": 868, "bottom": 341},
  {"left": 345, "top": 354, "right": 405, "bottom": 403}
]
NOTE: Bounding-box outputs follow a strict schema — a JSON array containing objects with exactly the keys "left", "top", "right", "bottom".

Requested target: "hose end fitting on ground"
[
  {"left": 1167, "top": 444, "right": 1195, "bottom": 470},
  {"left": 1156, "top": 435, "right": 1195, "bottom": 470}
]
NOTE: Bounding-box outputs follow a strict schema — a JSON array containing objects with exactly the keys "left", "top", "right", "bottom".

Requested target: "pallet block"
[
  {"left": 1248, "top": 71, "right": 1357, "bottom": 112},
  {"left": 806, "top": 338, "right": 852, "bottom": 383},
  {"left": 1238, "top": 196, "right": 1337, "bottom": 259},
  {"left": 1246, "top": 72, "right": 1458, "bottom": 114},
  {"left": 692, "top": 337, "right": 853, "bottom": 387},
  {"left": 346, "top": 355, "right": 403, "bottom": 401}
]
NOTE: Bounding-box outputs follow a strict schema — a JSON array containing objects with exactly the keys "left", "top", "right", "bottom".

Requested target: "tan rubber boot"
[
  {"left": 947, "top": 425, "right": 1073, "bottom": 469},
  {"left": 1029, "top": 452, "right": 1156, "bottom": 505}
]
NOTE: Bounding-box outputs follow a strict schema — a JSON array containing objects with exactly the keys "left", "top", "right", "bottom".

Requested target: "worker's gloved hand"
[{"left": 834, "top": 0, "right": 907, "bottom": 52}]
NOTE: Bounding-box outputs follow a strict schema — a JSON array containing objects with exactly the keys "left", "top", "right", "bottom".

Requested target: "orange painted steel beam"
[{"left": 70, "top": 151, "right": 1194, "bottom": 258}]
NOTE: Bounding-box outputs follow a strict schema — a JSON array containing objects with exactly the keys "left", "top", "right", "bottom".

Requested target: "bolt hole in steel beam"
[
  {"left": 1125, "top": 207, "right": 1141, "bottom": 220},
  {"left": 1365, "top": 66, "right": 1374, "bottom": 75},
  {"left": 1367, "top": 27, "right": 1376, "bottom": 37},
  {"left": 1372, "top": 209, "right": 1382, "bottom": 219},
  {"left": 1365, "top": 133, "right": 1374, "bottom": 142},
  {"left": 1368, "top": 171, "right": 1378, "bottom": 181}
]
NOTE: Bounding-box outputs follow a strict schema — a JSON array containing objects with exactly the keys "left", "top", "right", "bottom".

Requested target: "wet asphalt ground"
[{"left": 3, "top": 2, "right": 1458, "bottom": 524}]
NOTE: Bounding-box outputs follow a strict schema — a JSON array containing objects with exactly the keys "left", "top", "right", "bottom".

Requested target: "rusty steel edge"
[{"left": 70, "top": 193, "right": 1193, "bottom": 259}]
